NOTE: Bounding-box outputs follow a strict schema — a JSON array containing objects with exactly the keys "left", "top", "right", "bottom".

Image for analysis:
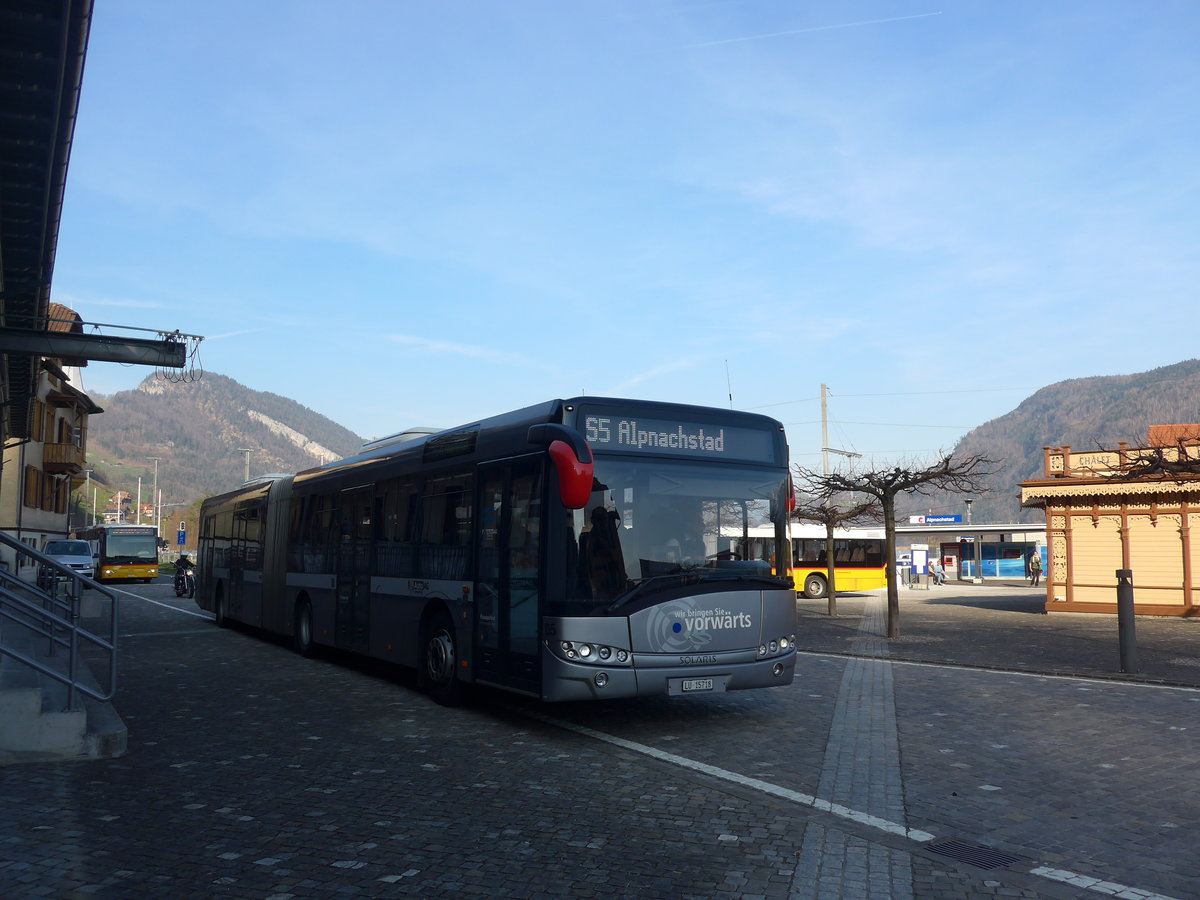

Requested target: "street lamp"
[
  {"left": 237, "top": 448, "right": 253, "bottom": 483},
  {"left": 964, "top": 497, "right": 973, "bottom": 525},
  {"left": 147, "top": 457, "right": 161, "bottom": 536}
]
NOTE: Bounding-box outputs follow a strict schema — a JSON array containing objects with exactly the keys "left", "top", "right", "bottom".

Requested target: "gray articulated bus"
[{"left": 196, "top": 397, "right": 796, "bottom": 704}]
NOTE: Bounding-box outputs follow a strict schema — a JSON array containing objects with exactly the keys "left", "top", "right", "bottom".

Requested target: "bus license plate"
[{"left": 682, "top": 678, "right": 714, "bottom": 693}]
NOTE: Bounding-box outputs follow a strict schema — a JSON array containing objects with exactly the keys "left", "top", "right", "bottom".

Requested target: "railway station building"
[{"left": 1019, "top": 426, "right": 1200, "bottom": 616}]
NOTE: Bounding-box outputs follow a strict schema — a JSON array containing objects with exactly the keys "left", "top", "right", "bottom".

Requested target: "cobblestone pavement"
[
  {"left": 1, "top": 581, "right": 1197, "bottom": 898},
  {"left": 796, "top": 581, "right": 1200, "bottom": 687}
]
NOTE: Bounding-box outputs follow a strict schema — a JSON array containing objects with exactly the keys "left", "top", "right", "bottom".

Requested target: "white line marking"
[
  {"left": 110, "top": 586, "right": 211, "bottom": 619},
  {"left": 522, "top": 709, "right": 935, "bottom": 842},
  {"left": 798, "top": 651, "right": 1200, "bottom": 693},
  {"left": 120, "top": 630, "right": 216, "bottom": 638},
  {"left": 1030, "top": 866, "right": 1179, "bottom": 900}
]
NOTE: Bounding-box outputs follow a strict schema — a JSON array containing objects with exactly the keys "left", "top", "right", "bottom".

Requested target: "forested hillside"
[
  {"left": 84, "top": 373, "right": 364, "bottom": 511},
  {"left": 908, "top": 359, "right": 1200, "bottom": 523}
]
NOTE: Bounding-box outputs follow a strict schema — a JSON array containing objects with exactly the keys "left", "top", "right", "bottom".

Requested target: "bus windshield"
[
  {"left": 104, "top": 531, "right": 158, "bottom": 564},
  {"left": 562, "top": 457, "right": 789, "bottom": 614}
]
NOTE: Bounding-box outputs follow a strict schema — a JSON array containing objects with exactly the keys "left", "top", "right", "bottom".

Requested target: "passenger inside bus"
[{"left": 579, "top": 505, "right": 626, "bottom": 600}]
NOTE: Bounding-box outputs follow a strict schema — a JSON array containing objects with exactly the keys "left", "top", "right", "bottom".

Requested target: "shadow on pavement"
[
  {"left": 920, "top": 594, "right": 1048, "bottom": 614},
  {"left": 796, "top": 585, "right": 1200, "bottom": 688}
]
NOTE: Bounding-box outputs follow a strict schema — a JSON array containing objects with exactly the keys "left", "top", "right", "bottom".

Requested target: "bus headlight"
[
  {"left": 594, "top": 672, "right": 609, "bottom": 688},
  {"left": 553, "top": 641, "right": 631, "bottom": 666}
]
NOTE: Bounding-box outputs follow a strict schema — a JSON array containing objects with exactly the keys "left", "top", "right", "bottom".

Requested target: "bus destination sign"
[{"left": 580, "top": 411, "right": 775, "bottom": 462}]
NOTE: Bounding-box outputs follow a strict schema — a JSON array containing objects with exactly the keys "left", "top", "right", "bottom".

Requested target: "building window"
[{"left": 23, "top": 465, "right": 39, "bottom": 508}]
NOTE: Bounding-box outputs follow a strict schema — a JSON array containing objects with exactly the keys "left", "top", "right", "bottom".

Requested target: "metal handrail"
[{"left": 0, "top": 532, "right": 119, "bottom": 708}]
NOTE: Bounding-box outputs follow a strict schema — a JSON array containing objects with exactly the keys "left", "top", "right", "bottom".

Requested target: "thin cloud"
[
  {"left": 56, "top": 292, "right": 163, "bottom": 310},
  {"left": 611, "top": 358, "right": 698, "bottom": 392},
  {"left": 691, "top": 11, "right": 943, "bottom": 48},
  {"left": 384, "top": 334, "right": 556, "bottom": 372},
  {"left": 205, "top": 329, "right": 264, "bottom": 341}
]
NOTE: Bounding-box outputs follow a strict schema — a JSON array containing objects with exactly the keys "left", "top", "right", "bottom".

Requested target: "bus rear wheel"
[
  {"left": 418, "top": 611, "right": 463, "bottom": 706},
  {"left": 803, "top": 574, "right": 827, "bottom": 599},
  {"left": 214, "top": 589, "right": 228, "bottom": 627}
]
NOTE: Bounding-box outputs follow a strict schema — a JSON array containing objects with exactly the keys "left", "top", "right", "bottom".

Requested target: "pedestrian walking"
[{"left": 1029, "top": 551, "right": 1043, "bottom": 587}]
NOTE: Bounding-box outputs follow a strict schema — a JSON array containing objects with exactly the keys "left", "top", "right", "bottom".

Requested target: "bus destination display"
[{"left": 580, "top": 411, "right": 775, "bottom": 461}]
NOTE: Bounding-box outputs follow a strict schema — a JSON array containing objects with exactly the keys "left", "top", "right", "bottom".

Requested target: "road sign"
[{"left": 177, "top": 527, "right": 186, "bottom": 547}]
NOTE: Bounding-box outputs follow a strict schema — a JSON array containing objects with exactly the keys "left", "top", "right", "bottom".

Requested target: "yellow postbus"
[
  {"left": 76, "top": 524, "right": 160, "bottom": 583},
  {"left": 732, "top": 523, "right": 888, "bottom": 598}
]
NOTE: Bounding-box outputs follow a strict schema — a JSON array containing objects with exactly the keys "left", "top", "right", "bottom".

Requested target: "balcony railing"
[{"left": 43, "top": 442, "right": 85, "bottom": 474}]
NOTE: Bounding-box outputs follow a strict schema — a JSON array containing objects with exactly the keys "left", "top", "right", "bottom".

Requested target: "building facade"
[
  {"left": 1020, "top": 426, "right": 1200, "bottom": 616},
  {"left": 0, "top": 305, "right": 103, "bottom": 574}
]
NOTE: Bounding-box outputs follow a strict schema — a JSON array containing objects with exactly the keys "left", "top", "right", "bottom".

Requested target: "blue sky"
[{"left": 54, "top": 1, "right": 1200, "bottom": 469}]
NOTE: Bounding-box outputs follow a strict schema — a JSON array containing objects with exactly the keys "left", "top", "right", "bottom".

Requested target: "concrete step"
[{"left": 1, "top": 615, "right": 128, "bottom": 764}]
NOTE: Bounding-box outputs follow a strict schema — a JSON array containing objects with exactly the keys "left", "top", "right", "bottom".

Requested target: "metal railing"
[{"left": 0, "top": 531, "right": 119, "bottom": 709}]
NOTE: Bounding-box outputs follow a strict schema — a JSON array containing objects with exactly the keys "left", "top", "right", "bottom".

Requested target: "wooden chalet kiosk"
[{"left": 1020, "top": 425, "right": 1200, "bottom": 616}]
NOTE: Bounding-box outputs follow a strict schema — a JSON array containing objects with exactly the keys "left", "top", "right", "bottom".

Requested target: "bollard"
[{"left": 1116, "top": 569, "right": 1138, "bottom": 674}]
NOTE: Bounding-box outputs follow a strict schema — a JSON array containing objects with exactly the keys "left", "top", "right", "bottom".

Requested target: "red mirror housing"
[
  {"left": 528, "top": 423, "right": 595, "bottom": 510},
  {"left": 548, "top": 439, "right": 594, "bottom": 509}
]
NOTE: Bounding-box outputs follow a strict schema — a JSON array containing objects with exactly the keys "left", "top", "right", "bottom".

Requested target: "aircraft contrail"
[{"left": 691, "top": 11, "right": 943, "bottom": 48}]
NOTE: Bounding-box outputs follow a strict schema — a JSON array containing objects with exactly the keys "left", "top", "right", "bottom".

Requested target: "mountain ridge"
[
  {"left": 84, "top": 373, "right": 364, "bottom": 511},
  {"left": 81, "top": 361, "right": 1200, "bottom": 530},
  {"left": 909, "top": 358, "right": 1200, "bottom": 523}
]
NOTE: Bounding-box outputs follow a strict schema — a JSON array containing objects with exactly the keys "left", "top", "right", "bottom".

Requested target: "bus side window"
[
  {"left": 418, "top": 473, "right": 473, "bottom": 580},
  {"left": 298, "top": 494, "right": 336, "bottom": 573},
  {"left": 377, "top": 476, "right": 418, "bottom": 577},
  {"left": 286, "top": 500, "right": 304, "bottom": 570}
]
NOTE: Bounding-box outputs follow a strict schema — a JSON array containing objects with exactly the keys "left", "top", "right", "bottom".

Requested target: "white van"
[{"left": 39, "top": 539, "right": 96, "bottom": 588}]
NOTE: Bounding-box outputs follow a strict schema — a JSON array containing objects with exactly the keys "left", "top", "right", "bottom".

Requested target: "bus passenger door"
[
  {"left": 335, "top": 486, "right": 373, "bottom": 653},
  {"left": 474, "top": 460, "right": 542, "bottom": 694}
]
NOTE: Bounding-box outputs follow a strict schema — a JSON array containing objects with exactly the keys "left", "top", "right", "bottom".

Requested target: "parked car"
[{"left": 38, "top": 539, "right": 95, "bottom": 590}]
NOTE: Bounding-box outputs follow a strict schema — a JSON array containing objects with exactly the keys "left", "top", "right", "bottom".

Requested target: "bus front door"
[
  {"left": 474, "top": 461, "right": 542, "bottom": 695},
  {"left": 335, "top": 486, "right": 373, "bottom": 653}
]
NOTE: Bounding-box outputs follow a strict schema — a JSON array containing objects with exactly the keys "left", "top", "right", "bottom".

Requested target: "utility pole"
[
  {"left": 820, "top": 384, "right": 862, "bottom": 472},
  {"left": 237, "top": 448, "right": 252, "bottom": 483},
  {"left": 821, "top": 383, "right": 829, "bottom": 475},
  {"left": 147, "top": 457, "right": 161, "bottom": 536}
]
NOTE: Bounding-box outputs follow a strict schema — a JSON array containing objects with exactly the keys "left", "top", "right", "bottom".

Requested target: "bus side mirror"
[{"left": 528, "top": 424, "right": 595, "bottom": 510}]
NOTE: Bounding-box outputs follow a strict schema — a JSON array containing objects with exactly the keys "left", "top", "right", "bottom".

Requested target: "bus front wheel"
[
  {"left": 419, "top": 611, "right": 463, "bottom": 706},
  {"left": 803, "top": 574, "right": 828, "bottom": 599},
  {"left": 214, "top": 589, "right": 228, "bottom": 628},
  {"left": 294, "top": 599, "right": 316, "bottom": 658}
]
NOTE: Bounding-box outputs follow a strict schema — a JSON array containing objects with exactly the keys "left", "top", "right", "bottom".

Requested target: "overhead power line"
[{"left": 745, "top": 385, "right": 1038, "bottom": 411}]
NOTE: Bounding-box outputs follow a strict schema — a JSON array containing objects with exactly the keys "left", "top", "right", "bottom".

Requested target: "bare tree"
[
  {"left": 798, "top": 452, "right": 997, "bottom": 637},
  {"left": 792, "top": 466, "right": 881, "bottom": 616},
  {"left": 1109, "top": 441, "right": 1200, "bottom": 482}
]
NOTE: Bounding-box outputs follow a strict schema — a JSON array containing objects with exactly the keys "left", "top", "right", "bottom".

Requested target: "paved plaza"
[{"left": 1, "top": 580, "right": 1198, "bottom": 898}]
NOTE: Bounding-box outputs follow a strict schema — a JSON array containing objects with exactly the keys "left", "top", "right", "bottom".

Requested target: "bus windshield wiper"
[{"left": 606, "top": 569, "right": 785, "bottom": 613}]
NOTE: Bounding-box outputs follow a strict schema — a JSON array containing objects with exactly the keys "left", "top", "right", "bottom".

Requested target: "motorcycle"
[{"left": 174, "top": 563, "right": 196, "bottom": 599}]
